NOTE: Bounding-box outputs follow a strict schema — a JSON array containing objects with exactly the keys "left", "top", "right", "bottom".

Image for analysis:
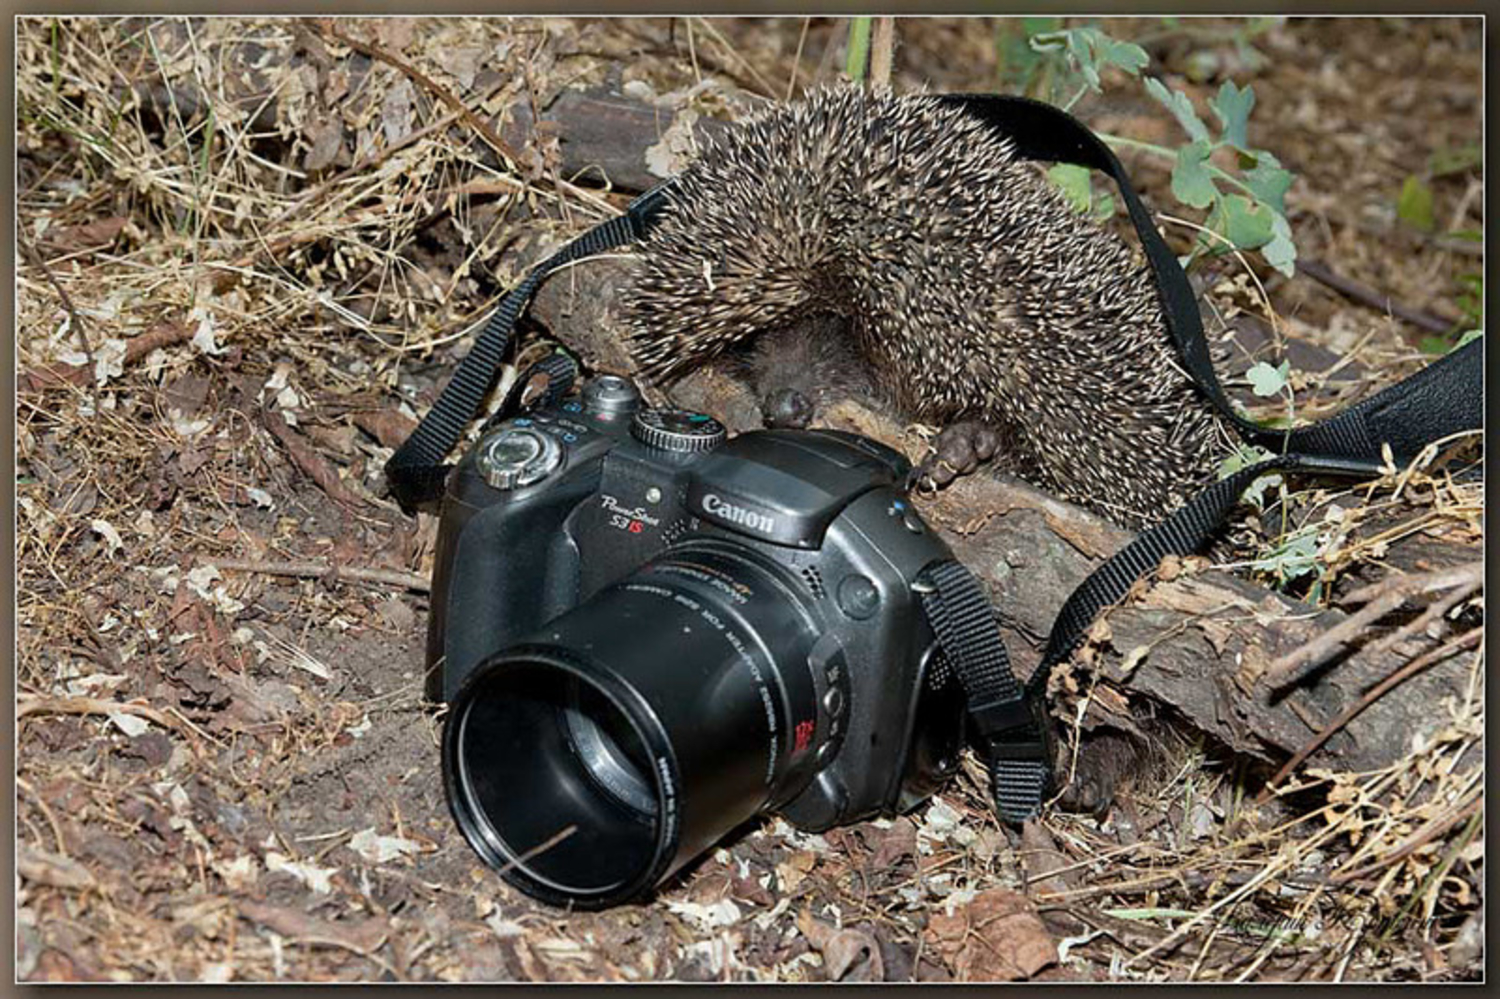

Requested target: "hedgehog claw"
[{"left": 913, "top": 420, "right": 1005, "bottom": 490}]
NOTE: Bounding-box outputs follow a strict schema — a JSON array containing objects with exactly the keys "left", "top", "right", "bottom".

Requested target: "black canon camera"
[{"left": 429, "top": 372, "right": 971, "bottom": 908}]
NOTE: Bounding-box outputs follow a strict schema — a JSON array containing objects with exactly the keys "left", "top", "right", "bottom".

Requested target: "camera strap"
[{"left": 384, "top": 184, "right": 674, "bottom": 514}]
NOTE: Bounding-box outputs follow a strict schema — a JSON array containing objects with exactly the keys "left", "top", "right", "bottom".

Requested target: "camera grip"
[{"left": 428, "top": 483, "right": 592, "bottom": 702}]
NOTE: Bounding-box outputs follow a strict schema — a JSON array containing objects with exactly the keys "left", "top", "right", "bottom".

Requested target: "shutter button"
[{"left": 477, "top": 427, "right": 563, "bottom": 490}]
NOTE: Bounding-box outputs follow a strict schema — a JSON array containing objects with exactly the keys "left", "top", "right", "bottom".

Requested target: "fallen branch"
[
  {"left": 18, "top": 230, "right": 96, "bottom": 362},
  {"left": 211, "top": 558, "right": 429, "bottom": 592},
  {"left": 18, "top": 694, "right": 182, "bottom": 731},
  {"left": 321, "top": 20, "right": 523, "bottom": 169},
  {"left": 1297, "top": 257, "right": 1460, "bottom": 334},
  {"left": 20, "top": 320, "right": 193, "bottom": 393},
  {"left": 1260, "top": 626, "right": 1483, "bottom": 799},
  {"left": 237, "top": 901, "right": 396, "bottom": 975},
  {"left": 1260, "top": 561, "right": 1483, "bottom": 690},
  {"left": 1333, "top": 792, "right": 1483, "bottom": 884}
]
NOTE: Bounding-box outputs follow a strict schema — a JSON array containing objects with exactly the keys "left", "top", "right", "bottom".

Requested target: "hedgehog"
[{"left": 621, "top": 86, "right": 1229, "bottom": 529}]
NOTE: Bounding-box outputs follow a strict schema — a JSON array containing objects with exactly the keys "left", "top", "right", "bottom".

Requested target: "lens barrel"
[{"left": 443, "top": 543, "right": 822, "bottom": 908}]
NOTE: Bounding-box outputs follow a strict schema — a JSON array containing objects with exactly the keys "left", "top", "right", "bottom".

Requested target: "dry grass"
[{"left": 15, "top": 15, "right": 1482, "bottom": 983}]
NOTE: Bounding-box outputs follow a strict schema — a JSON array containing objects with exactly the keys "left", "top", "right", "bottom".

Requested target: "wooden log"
[
  {"left": 499, "top": 88, "right": 731, "bottom": 193},
  {"left": 916, "top": 470, "right": 1477, "bottom": 775}
]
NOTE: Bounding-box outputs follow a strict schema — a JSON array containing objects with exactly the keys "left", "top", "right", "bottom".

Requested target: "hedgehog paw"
[
  {"left": 912, "top": 420, "right": 1004, "bottom": 490},
  {"left": 761, "top": 387, "right": 816, "bottom": 429}
]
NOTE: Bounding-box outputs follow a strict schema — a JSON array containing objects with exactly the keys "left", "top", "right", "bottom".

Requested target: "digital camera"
[{"left": 430, "top": 372, "right": 967, "bottom": 908}]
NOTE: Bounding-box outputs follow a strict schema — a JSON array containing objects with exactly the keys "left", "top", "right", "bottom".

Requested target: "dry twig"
[
  {"left": 1260, "top": 561, "right": 1482, "bottom": 689},
  {"left": 210, "top": 558, "right": 429, "bottom": 592}
]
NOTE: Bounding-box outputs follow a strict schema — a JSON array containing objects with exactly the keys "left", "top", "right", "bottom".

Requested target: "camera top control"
[
  {"left": 581, "top": 374, "right": 641, "bottom": 415},
  {"left": 475, "top": 427, "right": 563, "bottom": 490},
  {"left": 472, "top": 375, "right": 659, "bottom": 493},
  {"left": 631, "top": 408, "right": 728, "bottom": 453}
]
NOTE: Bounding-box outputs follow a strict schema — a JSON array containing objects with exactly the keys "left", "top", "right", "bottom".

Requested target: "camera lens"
[
  {"left": 564, "top": 682, "right": 657, "bottom": 816},
  {"left": 443, "top": 543, "right": 823, "bottom": 908},
  {"left": 448, "top": 659, "right": 668, "bottom": 902}
]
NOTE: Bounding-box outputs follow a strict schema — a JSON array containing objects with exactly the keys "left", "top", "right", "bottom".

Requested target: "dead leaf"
[
  {"left": 866, "top": 816, "right": 918, "bottom": 868},
  {"left": 1019, "top": 821, "right": 1078, "bottom": 900},
  {"left": 262, "top": 406, "right": 369, "bottom": 509},
  {"left": 352, "top": 408, "right": 418, "bottom": 449},
  {"left": 925, "top": 887, "right": 1057, "bottom": 982},
  {"left": 41, "top": 216, "right": 127, "bottom": 254},
  {"left": 797, "top": 909, "right": 884, "bottom": 982},
  {"left": 776, "top": 849, "right": 817, "bottom": 893},
  {"left": 381, "top": 78, "right": 415, "bottom": 145},
  {"left": 239, "top": 900, "right": 388, "bottom": 952},
  {"left": 18, "top": 845, "right": 97, "bottom": 890},
  {"left": 303, "top": 114, "right": 346, "bottom": 172}
]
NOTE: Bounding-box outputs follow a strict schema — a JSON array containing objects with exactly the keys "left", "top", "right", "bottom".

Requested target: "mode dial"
[{"left": 630, "top": 408, "right": 727, "bottom": 454}]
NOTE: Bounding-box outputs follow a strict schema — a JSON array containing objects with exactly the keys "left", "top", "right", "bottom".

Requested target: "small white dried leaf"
[
  {"left": 265, "top": 852, "right": 335, "bottom": 894},
  {"left": 108, "top": 711, "right": 149, "bottom": 737},
  {"left": 485, "top": 914, "right": 526, "bottom": 939},
  {"left": 185, "top": 564, "right": 222, "bottom": 599},
  {"left": 245, "top": 486, "right": 274, "bottom": 509},
  {"left": 93, "top": 338, "right": 128, "bottom": 385},
  {"left": 170, "top": 410, "right": 212, "bottom": 439},
  {"left": 348, "top": 827, "right": 421, "bottom": 864},
  {"left": 191, "top": 313, "right": 225, "bottom": 356},
  {"left": 90, "top": 518, "right": 124, "bottom": 556},
  {"left": 666, "top": 897, "right": 741, "bottom": 931}
]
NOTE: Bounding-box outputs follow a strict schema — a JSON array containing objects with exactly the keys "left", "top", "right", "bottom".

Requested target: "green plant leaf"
[
  {"left": 1047, "top": 163, "right": 1095, "bottom": 213},
  {"left": 1396, "top": 174, "right": 1435, "bottom": 232},
  {"left": 1209, "top": 80, "right": 1255, "bottom": 149},
  {"left": 1241, "top": 152, "right": 1293, "bottom": 215},
  {"left": 1245, "top": 359, "right": 1290, "bottom": 397},
  {"left": 1455, "top": 329, "right": 1483, "bottom": 349},
  {"left": 1098, "top": 36, "right": 1149, "bottom": 77},
  {"left": 1066, "top": 30, "right": 1102, "bottom": 89},
  {"left": 1261, "top": 212, "right": 1298, "bottom": 278},
  {"left": 1144, "top": 76, "right": 1210, "bottom": 143},
  {"left": 1253, "top": 531, "right": 1322, "bottom": 585},
  {"left": 1428, "top": 142, "right": 1481, "bottom": 178},
  {"left": 1205, "top": 193, "right": 1276, "bottom": 253},
  {"left": 1171, "top": 140, "right": 1216, "bottom": 209},
  {"left": 1240, "top": 471, "right": 1284, "bottom": 509}
]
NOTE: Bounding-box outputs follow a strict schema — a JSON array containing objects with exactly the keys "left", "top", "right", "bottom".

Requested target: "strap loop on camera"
[{"left": 917, "top": 560, "right": 1054, "bottom": 823}]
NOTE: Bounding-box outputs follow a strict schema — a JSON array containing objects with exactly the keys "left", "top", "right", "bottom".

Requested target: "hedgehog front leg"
[{"left": 912, "top": 420, "right": 1008, "bottom": 489}]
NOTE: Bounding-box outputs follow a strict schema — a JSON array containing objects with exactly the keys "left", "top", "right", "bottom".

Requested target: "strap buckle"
[{"left": 968, "top": 695, "right": 1051, "bottom": 765}]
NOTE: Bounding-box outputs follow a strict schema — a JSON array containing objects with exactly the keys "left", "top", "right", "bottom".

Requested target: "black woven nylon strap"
[
  {"left": 939, "top": 93, "right": 1483, "bottom": 475},
  {"left": 917, "top": 560, "right": 1052, "bottom": 822},
  {"left": 384, "top": 184, "right": 676, "bottom": 514}
]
